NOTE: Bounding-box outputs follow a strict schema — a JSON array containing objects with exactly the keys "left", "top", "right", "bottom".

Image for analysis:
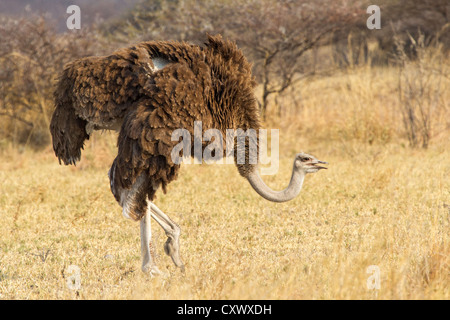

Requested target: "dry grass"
[{"left": 0, "top": 65, "right": 449, "bottom": 300}]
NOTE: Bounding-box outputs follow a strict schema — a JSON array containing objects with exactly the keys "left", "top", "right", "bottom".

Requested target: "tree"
[
  {"left": 228, "top": 0, "right": 361, "bottom": 117},
  {"left": 0, "top": 15, "right": 104, "bottom": 147},
  {"left": 103, "top": 0, "right": 361, "bottom": 118}
]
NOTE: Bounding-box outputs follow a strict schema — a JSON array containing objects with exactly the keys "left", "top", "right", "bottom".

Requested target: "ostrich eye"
[{"left": 300, "top": 157, "right": 310, "bottom": 162}]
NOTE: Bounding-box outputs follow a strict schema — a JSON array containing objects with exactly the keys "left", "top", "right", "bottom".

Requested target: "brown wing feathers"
[
  {"left": 50, "top": 34, "right": 261, "bottom": 219},
  {"left": 112, "top": 59, "right": 212, "bottom": 209},
  {"left": 50, "top": 45, "right": 159, "bottom": 165}
]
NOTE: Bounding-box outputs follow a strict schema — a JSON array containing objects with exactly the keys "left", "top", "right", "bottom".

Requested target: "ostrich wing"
[
  {"left": 109, "top": 60, "right": 213, "bottom": 216},
  {"left": 50, "top": 46, "right": 167, "bottom": 165},
  {"left": 62, "top": 46, "right": 160, "bottom": 125}
]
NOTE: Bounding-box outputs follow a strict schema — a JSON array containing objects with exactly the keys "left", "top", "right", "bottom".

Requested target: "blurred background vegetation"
[{"left": 0, "top": 0, "right": 448, "bottom": 150}]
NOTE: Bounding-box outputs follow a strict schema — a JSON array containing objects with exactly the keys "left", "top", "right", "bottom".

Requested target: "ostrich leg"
[
  {"left": 140, "top": 204, "right": 161, "bottom": 276},
  {"left": 149, "top": 203, "right": 185, "bottom": 272}
]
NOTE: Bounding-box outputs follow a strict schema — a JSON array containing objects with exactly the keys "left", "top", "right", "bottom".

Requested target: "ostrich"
[{"left": 50, "top": 34, "right": 327, "bottom": 275}]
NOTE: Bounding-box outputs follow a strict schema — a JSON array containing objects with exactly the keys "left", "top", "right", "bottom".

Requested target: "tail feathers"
[{"left": 50, "top": 102, "right": 89, "bottom": 166}]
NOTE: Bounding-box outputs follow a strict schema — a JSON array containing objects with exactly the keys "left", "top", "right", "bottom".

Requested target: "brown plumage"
[
  {"left": 50, "top": 34, "right": 260, "bottom": 221},
  {"left": 50, "top": 34, "right": 327, "bottom": 274}
]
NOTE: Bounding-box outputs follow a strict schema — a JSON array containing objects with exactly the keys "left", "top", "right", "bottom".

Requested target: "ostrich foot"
[
  {"left": 141, "top": 264, "right": 162, "bottom": 277},
  {"left": 164, "top": 236, "right": 185, "bottom": 273},
  {"left": 149, "top": 202, "right": 185, "bottom": 272}
]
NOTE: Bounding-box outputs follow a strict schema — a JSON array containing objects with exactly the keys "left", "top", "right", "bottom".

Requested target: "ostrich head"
[
  {"left": 294, "top": 152, "right": 328, "bottom": 174},
  {"left": 245, "top": 152, "right": 327, "bottom": 203}
]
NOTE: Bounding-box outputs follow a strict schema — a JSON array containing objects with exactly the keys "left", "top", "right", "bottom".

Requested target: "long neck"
[{"left": 246, "top": 164, "right": 305, "bottom": 202}]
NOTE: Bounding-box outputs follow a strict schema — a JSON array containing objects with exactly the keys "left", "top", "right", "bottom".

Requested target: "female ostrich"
[{"left": 50, "top": 34, "right": 327, "bottom": 275}]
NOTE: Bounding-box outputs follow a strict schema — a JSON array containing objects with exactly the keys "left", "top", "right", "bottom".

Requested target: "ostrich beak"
[{"left": 312, "top": 160, "right": 328, "bottom": 170}]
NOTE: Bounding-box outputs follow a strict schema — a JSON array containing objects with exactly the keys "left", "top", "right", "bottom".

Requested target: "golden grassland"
[{"left": 0, "top": 65, "right": 448, "bottom": 299}]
